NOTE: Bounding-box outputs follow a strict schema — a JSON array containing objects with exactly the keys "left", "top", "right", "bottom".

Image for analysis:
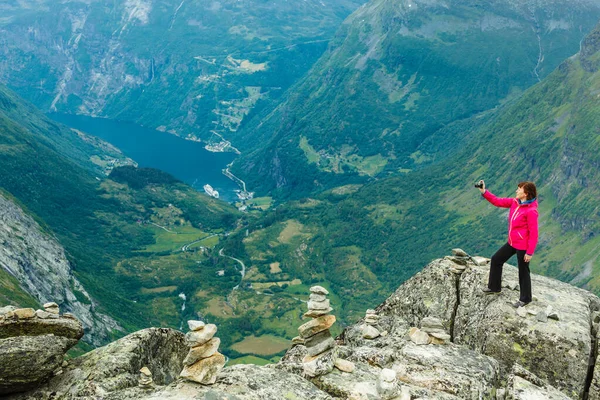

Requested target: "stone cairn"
[
  {"left": 408, "top": 316, "right": 451, "bottom": 345},
  {"left": 179, "top": 321, "right": 225, "bottom": 385},
  {"left": 0, "top": 302, "right": 62, "bottom": 323},
  {"left": 377, "top": 368, "right": 399, "bottom": 400},
  {"left": 138, "top": 367, "right": 153, "bottom": 389},
  {"left": 361, "top": 309, "right": 381, "bottom": 339},
  {"left": 297, "top": 286, "right": 348, "bottom": 377}
]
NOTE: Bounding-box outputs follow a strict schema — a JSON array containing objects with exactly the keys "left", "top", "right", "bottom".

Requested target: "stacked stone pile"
[
  {"left": 362, "top": 309, "right": 381, "bottom": 339},
  {"left": 445, "top": 248, "right": 480, "bottom": 274},
  {"left": 376, "top": 368, "right": 403, "bottom": 400},
  {"left": 179, "top": 321, "right": 225, "bottom": 385},
  {"left": 139, "top": 367, "right": 153, "bottom": 389},
  {"left": 406, "top": 316, "right": 451, "bottom": 345},
  {"left": 420, "top": 316, "right": 451, "bottom": 344},
  {"left": 299, "top": 286, "right": 338, "bottom": 377}
]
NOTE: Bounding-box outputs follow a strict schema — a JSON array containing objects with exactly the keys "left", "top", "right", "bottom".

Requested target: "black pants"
[{"left": 488, "top": 242, "right": 532, "bottom": 303}]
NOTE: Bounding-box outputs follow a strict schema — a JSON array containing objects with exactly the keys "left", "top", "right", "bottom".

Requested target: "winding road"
[{"left": 181, "top": 234, "right": 219, "bottom": 252}]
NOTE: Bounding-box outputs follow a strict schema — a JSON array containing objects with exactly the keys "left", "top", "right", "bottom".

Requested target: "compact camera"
[{"left": 474, "top": 181, "right": 484, "bottom": 189}]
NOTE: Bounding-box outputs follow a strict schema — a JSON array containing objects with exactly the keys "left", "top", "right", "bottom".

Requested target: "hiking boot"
[
  {"left": 481, "top": 287, "right": 501, "bottom": 294},
  {"left": 512, "top": 300, "right": 530, "bottom": 308}
]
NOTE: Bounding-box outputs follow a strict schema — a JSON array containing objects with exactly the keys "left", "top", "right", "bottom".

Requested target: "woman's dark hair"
[{"left": 518, "top": 181, "right": 537, "bottom": 200}]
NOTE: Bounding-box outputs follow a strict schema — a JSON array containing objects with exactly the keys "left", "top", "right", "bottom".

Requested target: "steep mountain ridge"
[
  {"left": 0, "top": 192, "right": 120, "bottom": 346},
  {"left": 231, "top": 0, "right": 600, "bottom": 197}
]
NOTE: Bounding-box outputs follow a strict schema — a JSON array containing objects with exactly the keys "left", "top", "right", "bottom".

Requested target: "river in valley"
[{"left": 49, "top": 114, "right": 239, "bottom": 202}]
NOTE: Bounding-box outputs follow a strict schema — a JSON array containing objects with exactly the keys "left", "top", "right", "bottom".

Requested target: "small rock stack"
[
  {"left": 377, "top": 368, "right": 399, "bottom": 400},
  {"left": 179, "top": 321, "right": 225, "bottom": 385},
  {"left": 446, "top": 248, "right": 478, "bottom": 274},
  {"left": 420, "top": 317, "right": 451, "bottom": 344},
  {"left": 299, "top": 286, "right": 336, "bottom": 377},
  {"left": 407, "top": 316, "right": 451, "bottom": 345},
  {"left": 138, "top": 367, "right": 153, "bottom": 389},
  {"left": 44, "top": 302, "right": 60, "bottom": 315},
  {"left": 362, "top": 309, "right": 381, "bottom": 339}
]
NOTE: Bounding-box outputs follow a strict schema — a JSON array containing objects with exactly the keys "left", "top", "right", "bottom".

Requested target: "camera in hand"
[{"left": 474, "top": 181, "right": 484, "bottom": 189}]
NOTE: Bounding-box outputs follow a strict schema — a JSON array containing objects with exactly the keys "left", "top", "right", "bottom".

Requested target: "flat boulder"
[
  {"left": 7, "top": 328, "right": 187, "bottom": 399},
  {"left": 0, "top": 310, "right": 83, "bottom": 395}
]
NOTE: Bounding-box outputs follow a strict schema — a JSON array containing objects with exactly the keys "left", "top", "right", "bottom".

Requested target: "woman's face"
[{"left": 516, "top": 186, "right": 527, "bottom": 201}]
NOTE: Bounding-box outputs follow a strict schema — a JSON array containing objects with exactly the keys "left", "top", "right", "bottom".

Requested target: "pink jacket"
[{"left": 482, "top": 190, "right": 539, "bottom": 255}]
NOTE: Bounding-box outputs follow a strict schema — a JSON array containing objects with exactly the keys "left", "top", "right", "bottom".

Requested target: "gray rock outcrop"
[
  {"left": 0, "top": 193, "right": 121, "bottom": 345},
  {"left": 8, "top": 253, "right": 600, "bottom": 399},
  {"left": 0, "top": 306, "right": 84, "bottom": 395},
  {"left": 6, "top": 327, "right": 187, "bottom": 399},
  {"left": 279, "top": 254, "right": 599, "bottom": 399}
]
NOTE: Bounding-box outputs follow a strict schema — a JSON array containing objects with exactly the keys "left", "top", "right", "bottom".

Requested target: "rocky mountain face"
[
  {"left": 231, "top": 0, "right": 600, "bottom": 196},
  {"left": 5, "top": 253, "right": 600, "bottom": 399},
  {"left": 0, "top": 0, "right": 365, "bottom": 146},
  {"left": 0, "top": 193, "right": 120, "bottom": 346}
]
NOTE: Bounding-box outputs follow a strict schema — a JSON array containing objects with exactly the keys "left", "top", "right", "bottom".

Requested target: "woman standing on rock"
[{"left": 476, "top": 180, "right": 539, "bottom": 308}]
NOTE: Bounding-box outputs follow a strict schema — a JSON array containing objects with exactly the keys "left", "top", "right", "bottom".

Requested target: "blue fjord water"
[{"left": 50, "top": 114, "right": 238, "bottom": 202}]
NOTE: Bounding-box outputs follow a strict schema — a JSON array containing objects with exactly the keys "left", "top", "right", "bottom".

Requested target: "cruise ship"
[{"left": 203, "top": 184, "right": 219, "bottom": 199}]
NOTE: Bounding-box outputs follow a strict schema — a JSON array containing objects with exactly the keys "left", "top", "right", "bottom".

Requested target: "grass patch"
[
  {"left": 205, "top": 297, "right": 235, "bottom": 318},
  {"left": 140, "top": 285, "right": 178, "bottom": 294},
  {"left": 230, "top": 334, "right": 290, "bottom": 356},
  {"left": 228, "top": 355, "right": 272, "bottom": 366},
  {"left": 278, "top": 220, "right": 305, "bottom": 244},
  {"left": 269, "top": 262, "right": 282, "bottom": 273},
  {"left": 142, "top": 225, "right": 210, "bottom": 253}
]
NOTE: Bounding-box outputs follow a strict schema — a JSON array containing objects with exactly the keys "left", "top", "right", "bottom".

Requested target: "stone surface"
[
  {"left": 0, "top": 334, "right": 76, "bottom": 394},
  {"left": 185, "top": 324, "right": 217, "bottom": 347},
  {"left": 43, "top": 302, "right": 58, "bottom": 310},
  {"left": 309, "top": 293, "right": 327, "bottom": 302},
  {"left": 182, "top": 337, "right": 220, "bottom": 366},
  {"left": 308, "top": 299, "right": 331, "bottom": 311},
  {"left": 506, "top": 364, "right": 572, "bottom": 399},
  {"left": 304, "top": 307, "right": 333, "bottom": 318},
  {"left": 292, "top": 336, "right": 305, "bottom": 345},
  {"left": 140, "top": 367, "right": 152, "bottom": 377},
  {"left": 334, "top": 358, "right": 355, "bottom": 373},
  {"left": 35, "top": 310, "right": 52, "bottom": 319},
  {"left": 298, "top": 315, "right": 336, "bottom": 339},
  {"left": 180, "top": 352, "right": 226, "bottom": 385},
  {"left": 187, "top": 320, "right": 205, "bottom": 331},
  {"left": 408, "top": 327, "right": 430, "bottom": 345},
  {"left": 303, "top": 349, "right": 335, "bottom": 377},
  {"left": 380, "top": 368, "right": 396, "bottom": 382},
  {"left": 362, "top": 324, "right": 380, "bottom": 339},
  {"left": 377, "top": 368, "right": 398, "bottom": 399},
  {"left": 454, "top": 262, "right": 596, "bottom": 396},
  {"left": 13, "top": 308, "right": 35, "bottom": 319},
  {"left": 0, "top": 314, "right": 84, "bottom": 340},
  {"left": 452, "top": 248, "right": 469, "bottom": 257},
  {"left": 0, "top": 306, "right": 17, "bottom": 315},
  {"left": 307, "top": 336, "right": 335, "bottom": 357},
  {"left": 310, "top": 286, "right": 329, "bottom": 295},
  {"left": 7, "top": 328, "right": 188, "bottom": 399}
]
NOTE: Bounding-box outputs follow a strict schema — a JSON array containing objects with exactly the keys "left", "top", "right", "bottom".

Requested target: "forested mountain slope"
[
  {"left": 0, "top": 85, "right": 244, "bottom": 348},
  {"left": 0, "top": 0, "right": 365, "bottom": 146},
  {"left": 220, "top": 19, "right": 600, "bottom": 324},
  {"left": 231, "top": 0, "right": 600, "bottom": 197}
]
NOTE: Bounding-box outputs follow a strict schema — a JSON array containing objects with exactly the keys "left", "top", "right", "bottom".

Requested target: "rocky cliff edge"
[{"left": 5, "top": 252, "right": 600, "bottom": 399}]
